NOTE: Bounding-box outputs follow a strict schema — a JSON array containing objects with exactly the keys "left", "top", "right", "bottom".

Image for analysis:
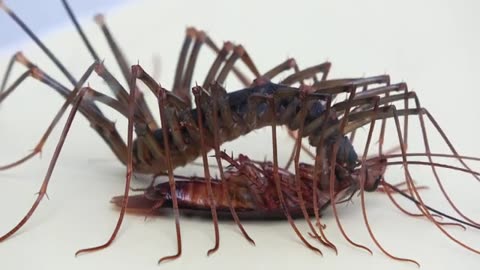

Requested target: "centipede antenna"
[
  {"left": 193, "top": 86, "right": 220, "bottom": 256},
  {"left": 382, "top": 182, "right": 480, "bottom": 230}
]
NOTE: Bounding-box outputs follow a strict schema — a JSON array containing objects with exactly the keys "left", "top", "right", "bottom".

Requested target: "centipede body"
[{"left": 0, "top": 0, "right": 479, "bottom": 269}]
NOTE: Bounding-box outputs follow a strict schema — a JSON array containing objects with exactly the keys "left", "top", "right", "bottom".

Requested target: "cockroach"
[{"left": 0, "top": 0, "right": 479, "bottom": 269}]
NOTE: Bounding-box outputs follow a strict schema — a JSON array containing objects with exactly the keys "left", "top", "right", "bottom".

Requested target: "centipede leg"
[
  {"left": 281, "top": 62, "right": 331, "bottom": 86},
  {"left": 292, "top": 86, "right": 336, "bottom": 251},
  {"left": 91, "top": 14, "right": 158, "bottom": 130},
  {"left": 0, "top": 63, "right": 103, "bottom": 242},
  {"left": 210, "top": 83, "right": 255, "bottom": 245},
  {"left": 345, "top": 106, "right": 480, "bottom": 256},
  {"left": 203, "top": 42, "right": 234, "bottom": 88},
  {"left": 131, "top": 65, "right": 183, "bottom": 263},
  {"left": 265, "top": 94, "right": 322, "bottom": 255},
  {"left": 355, "top": 101, "right": 420, "bottom": 266},
  {"left": 326, "top": 87, "right": 373, "bottom": 254},
  {"left": 0, "top": 3, "right": 131, "bottom": 165},
  {"left": 0, "top": 52, "right": 19, "bottom": 95},
  {"left": 75, "top": 64, "right": 138, "bottom": 256},
  {"left": 349, "top": 88, "right": 480, "bottom": 225},
  {"left": 204, "top": 35, "right": 252, "bottom": 86},
  {"left": 191, "top": 86, "right": 221, "bottom": 256},
  {"left": 309, "top": 96, "right": 338, "bottom": 252},
  {"left": 0, "top": 55, "right": 129, "bottom": 170}
]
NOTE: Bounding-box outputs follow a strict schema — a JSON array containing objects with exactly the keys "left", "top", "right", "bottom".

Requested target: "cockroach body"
[{"left": 114, "top": 153, "right": 385, "bottom": 220}]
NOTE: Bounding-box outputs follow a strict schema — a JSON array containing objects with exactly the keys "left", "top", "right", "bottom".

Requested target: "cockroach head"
[{"left": 353, "top": 158, "right": 388, "bottom": 192}]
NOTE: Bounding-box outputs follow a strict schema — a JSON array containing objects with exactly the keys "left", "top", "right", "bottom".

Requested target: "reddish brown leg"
[
  {"left": 210, "top": 84, "right": 255, "bottom": 245},
  {"left": 310, "top": 95, "right": 338, "bottom": 253},
  {"left": 0, "top": 3, "right": 130, "bottom": 165},
  {"left": 0, "top": 53, "right": 18, "bottom": 96},
  {"left": 292, "top": 87, "right": 335, "bottom": 251},
  {"left": 0, "top": 55, "right": 128, "bottom": 170},
  {"left": 75, "top": 64, "right": 137, "bottom": 256},
  {"left": 131, "top": 65, "right": 182, "bottom": 263},
  {"left": 192, "top": 86, "right": 220, "bottom": 256},
  {"left": 326, "top": 87, "right": 372, "bottom": 254},
  {"left": 346, "top": 106, "right": 480, "bottom": 258},
  {"left": 265, "top": 94, "right": 322, "bottom": 255},
  {"left": 356, "top": 101, "right": 420, "bottom": 266},
  {"left": 0, "top": 62, "right": 101, "bottom": 242}
]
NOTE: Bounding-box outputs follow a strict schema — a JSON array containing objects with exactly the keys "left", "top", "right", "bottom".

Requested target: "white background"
[{"left": 0, "top": 0, "right": 479, "bottom": 269}]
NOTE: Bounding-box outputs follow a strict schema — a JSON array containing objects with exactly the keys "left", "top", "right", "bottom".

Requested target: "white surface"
[{"left": 0, "top": 0, "right": 479, "bottom": 269}]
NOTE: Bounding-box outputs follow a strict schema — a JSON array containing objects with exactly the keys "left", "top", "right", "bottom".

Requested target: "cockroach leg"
[
  {"left": 192, "top": 86, "right": 220, "bottom": 256},
  {"left": 0, "top": 62, "right": 100, "bottom": 242}
]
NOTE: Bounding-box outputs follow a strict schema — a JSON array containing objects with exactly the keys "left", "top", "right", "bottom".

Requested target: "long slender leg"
[
  {"left": 75, "top": 65, "right": 137, "bottom": 256},
  {"left": 341, "top": 87, "right": 480, "bottom": 225},
  {"left": 91, "top": 13, "right": 158, "bottom": 130},
  {"left": 0, "top": 63, "right": 101, "bottom": 242},
  {"left": 292, "top": 86, "right": 335, "bottom": 250},
  {"left": 203, "top": 42, "right": 233, "bottom": 88},
  {"left": 131, "top": 65, "right": 182, "bottom": 263},
  {"left": 326, "top": 87, "right": 373, "bottom": 254},
  {"left": 0, "top": 55, "right": 128, "bottom": 169},
  {"left": 192, "top": 86, "right": 220, "bottom": 256},
  {"left": 336, "top": 106, "right": 480, "bottom": 257},
  {"left": 0, "top": 3, "right": 131, "bottom": 164},
  {"left": 266, "top": 94, "right": 322, "bottom": 254},
  {"left": 210, "top": 83, "right": 255, "bottom": 245},
  {"left": 0, "top": 53, "right": 17, "bottom": 95},
  {"left": 356, "top": 102, "right": 420, "bottom": 266},
  {"left": 281, "top": 62, "right": 331, "bottom": 86}
]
